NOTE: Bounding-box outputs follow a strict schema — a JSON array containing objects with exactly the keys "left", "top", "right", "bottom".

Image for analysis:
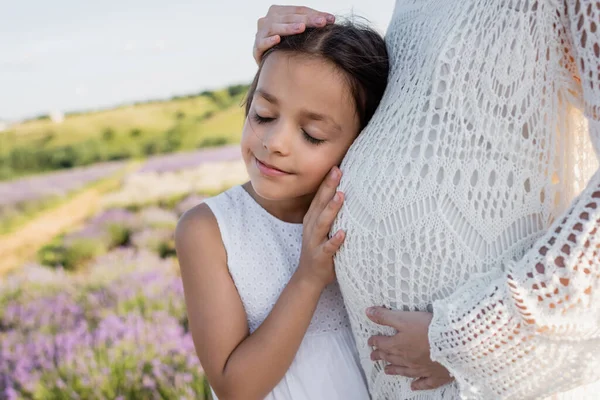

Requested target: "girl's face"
[{"left": 241, "top": 52, "right": 360, "bottom": 202}]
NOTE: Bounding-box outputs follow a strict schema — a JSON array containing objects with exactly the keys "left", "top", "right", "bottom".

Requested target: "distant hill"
[{"left": 0, "top": 84, "right": 248, "bottom": 181}]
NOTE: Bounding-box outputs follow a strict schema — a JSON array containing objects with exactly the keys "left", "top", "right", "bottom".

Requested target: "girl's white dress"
[
  {"left": 204, "top": 185, "right": 369, "bottom": 400},
  {"left": 333, "top": 0, "right": 600, "bottom": 399}
]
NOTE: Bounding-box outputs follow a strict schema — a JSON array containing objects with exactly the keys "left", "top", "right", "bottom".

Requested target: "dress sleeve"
[{"left": 427, "top": 1, "right": 600, "bottom": 398}]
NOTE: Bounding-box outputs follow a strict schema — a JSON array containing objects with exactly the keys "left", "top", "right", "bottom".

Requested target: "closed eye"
[
  {"left": 251, "top": 113, "right": 274, "bottom": 124},
  {"left": 302, "top": 130, "right": 325, "bottom": 145},
  {"left": 252, "top": 112, "right": 325, "bottom": 145}
]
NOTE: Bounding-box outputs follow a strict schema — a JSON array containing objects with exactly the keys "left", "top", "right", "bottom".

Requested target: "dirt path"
[
  {"left": 0, "top": 186, "right": 105, "bottom": 276},
  {"left": 0, "top": 161, "right": 137, "bottom": 278}
]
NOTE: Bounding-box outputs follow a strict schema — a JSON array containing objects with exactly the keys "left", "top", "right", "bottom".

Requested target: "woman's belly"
[{"left": 331, "top": 92, "right": 552, "bottom": 400}]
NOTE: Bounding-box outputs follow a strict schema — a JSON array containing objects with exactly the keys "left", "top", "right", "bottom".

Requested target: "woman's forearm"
[{"left": 212, "top": 268, "right": 325, "bottom": 400}]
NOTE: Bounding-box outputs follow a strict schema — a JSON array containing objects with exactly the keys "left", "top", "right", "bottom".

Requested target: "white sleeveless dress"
[{"left": 204, "top": 185, "right": 369, "bottom": 400}]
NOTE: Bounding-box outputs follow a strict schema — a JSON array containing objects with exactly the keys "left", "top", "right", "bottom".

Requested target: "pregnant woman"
[{"left": 253, "top": 2, "right": 600, "bottom": 399}]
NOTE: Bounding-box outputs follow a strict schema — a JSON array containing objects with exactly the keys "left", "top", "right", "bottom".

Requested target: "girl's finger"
[
  {"left": 322, "top": 230, "right": 345, "bottom": 255},
  {"left": 314, "top": 191, "right": 343, "bottom": 236},
  {"left": 307, "top": 167, "right": 341, "bottom": 217}
]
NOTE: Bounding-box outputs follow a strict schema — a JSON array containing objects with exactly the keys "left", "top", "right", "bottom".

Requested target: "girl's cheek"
[
  {"left": 242, "top": 120, "right": 263, "bottom": 147},
  {"left": 240, "top": 127, "right": 254, "bottom": 150}
]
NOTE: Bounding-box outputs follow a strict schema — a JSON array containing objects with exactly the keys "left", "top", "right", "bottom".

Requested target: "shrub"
[
  {"left": 227, "top": 84, "right": 248, "bottom": 97},
  {"left": 131, "top": 228, "right": 174, "bottom": 258},
  {"left": 198, "top": 137, "right": 228, "bottom": 148},
  {"left": 102, "top": 128, "right": 115, "bottom": 141},
  {"left": 38, "top": 238, "right": 109, "bottom": 271},
  {"left": 130, "top": 128, "right": 142, "bottom": 138},
  {"left": 142, "top": 140, "right": 162, "bottom": 156}
]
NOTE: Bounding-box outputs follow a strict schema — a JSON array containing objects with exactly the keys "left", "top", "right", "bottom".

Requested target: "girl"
[{"left": 175, "top": 21, "right": 388, "bottom": 400}]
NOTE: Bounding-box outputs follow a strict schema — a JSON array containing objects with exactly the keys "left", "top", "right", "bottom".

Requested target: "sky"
[{"left": 0, "top": 0, "right": 394, "bottom": 122}]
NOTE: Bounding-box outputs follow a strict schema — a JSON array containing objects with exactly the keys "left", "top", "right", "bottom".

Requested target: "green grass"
[{"left": 0, "top": 85, "right": 248, "bottom": 180}]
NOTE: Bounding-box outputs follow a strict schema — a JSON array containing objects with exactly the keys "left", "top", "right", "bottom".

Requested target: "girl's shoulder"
[
  {"left": 175, "top": 201, "right": 222, "bottom": 259},
  {"left": 175, "top": 185, "right": 244, "bottom": 263}
]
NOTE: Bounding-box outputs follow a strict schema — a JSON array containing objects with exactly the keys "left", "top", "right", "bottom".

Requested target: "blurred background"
[{"left": 0, "top": 1, "right": 392, "bottom": 398}]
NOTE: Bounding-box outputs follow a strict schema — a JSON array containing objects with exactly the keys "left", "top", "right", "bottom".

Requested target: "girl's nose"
[{"left": 262, "top": 123, "right": 292, "bottom": 156}]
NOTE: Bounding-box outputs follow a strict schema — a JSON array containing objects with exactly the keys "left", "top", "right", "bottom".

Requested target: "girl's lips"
[{"left": 255, "top": 158, "right": 290, "bottom": 177}]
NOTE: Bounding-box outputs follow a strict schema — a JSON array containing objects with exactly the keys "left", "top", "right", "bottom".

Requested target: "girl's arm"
[{"left": 176, "top": 169, "right": 345, "bottom": 400}]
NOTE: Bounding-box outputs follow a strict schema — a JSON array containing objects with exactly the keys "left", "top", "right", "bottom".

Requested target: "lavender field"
[
  {"left": 0, "top": 147, "right": 247, "bottom": 399},
  {"left": 0, "top": 162, "right": 126, "bottom": 234},
  {"left": 138, "top": 145, "right": 241, "bottom": 173},
  {"left": 0, "top": 162, "right": 126, "bottom": 209}
]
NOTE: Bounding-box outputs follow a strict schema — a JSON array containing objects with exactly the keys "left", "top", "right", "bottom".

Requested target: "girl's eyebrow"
[
  {"left": 300, "top": 110, "right": 342, "bottom": 133},
  {"left": 256, "top": 89, "right": 278, "bottom": 104}
]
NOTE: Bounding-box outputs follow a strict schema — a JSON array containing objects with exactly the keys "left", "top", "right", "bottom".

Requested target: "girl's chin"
[{"left": 250, "top": 182, "right": 289, "bottom": 201}]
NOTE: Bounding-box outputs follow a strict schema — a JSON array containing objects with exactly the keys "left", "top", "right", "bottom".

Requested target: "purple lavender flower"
[
  {"left": 138, "top": 207, "right": 178, "bottom": 229},
  {"left": 90, "top": 208, "right": 138, "bottom": 228},
  {"left": 2, "top": 292, "right": 84, "bottom": 333},
  {"left": 0, "top": 273, "right": 205, "bottom": 398},
  {"left": 131, "top": 228, "right": 173, "bottom": 255},
  {"left": 0, "top": 162, "right": 124, "bottom": 209},
  {"left": 138, "top": 145, "right": 241, "bottom": 173}
]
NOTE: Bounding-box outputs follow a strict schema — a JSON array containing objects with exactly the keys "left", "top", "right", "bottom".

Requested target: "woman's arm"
[{"left": 176, "top": 169, "right": 345, "bottom": 400}]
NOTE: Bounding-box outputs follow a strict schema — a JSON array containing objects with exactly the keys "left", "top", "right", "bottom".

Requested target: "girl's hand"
[
  {"left": 297, "top": 167, "right": 345, "bottom": 289},
  {"left": 254, "top": 5, "right": 335, "bottom": 64},
  {"left": 366, "top": 307, "right": 455, "bottom": 391}
]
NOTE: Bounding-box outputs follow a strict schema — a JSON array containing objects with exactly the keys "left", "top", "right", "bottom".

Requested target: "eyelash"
[{"left": 251, "top": 113, "right": 325, "bottom": 146}]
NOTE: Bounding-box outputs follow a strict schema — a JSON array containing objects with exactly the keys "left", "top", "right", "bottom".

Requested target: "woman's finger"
[
  {"left": 411, "top": 377, "right": 448, "bottom": 391},
  {"left": 254, "top": 6, "right": 334, "bottom": 64},
  {"left": 384, "top": 365, "right": 422, "bottom": 378},
  {"left": 367, "top": 334, "right": 398, "bottom": 352},
  {"left": 370, "top": 349, "right": 402, "bottom": 363},
  {"left": 254, "top": 20, "right": 304, "bottom": 62},
  {"left": 264, "top": 22, "right": 305, "bottom": 38},
  {"left": 366, "top": 307, "right": 406, "bottom": 330},
  {"left": 268, "top": 4, "right": 334, "bottom": 21},
  {"left": 253, "top": 35, "right": 281, "bottom": 61},
  {"left": 277, "top": 13, "right": 329, "bottom": 25}
]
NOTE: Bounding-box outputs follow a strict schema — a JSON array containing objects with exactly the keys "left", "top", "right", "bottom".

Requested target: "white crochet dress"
[
  {"left": 204, "top": 185, "right": 369, "bottom": 400},
  {"left": 333, "top": 1, "right": 600, "bottom": 399}
]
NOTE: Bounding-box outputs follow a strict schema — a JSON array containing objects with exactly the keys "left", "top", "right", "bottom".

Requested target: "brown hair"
[{"left": 244, "top": 20, "right": 389, "bottom": 131}]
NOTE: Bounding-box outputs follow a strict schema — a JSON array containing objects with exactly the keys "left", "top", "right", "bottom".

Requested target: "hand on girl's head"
[{"left": 254, "top": 5, "right": 335, "bottom": 63}]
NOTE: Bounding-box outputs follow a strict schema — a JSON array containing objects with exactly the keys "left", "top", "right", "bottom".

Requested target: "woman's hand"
[
  {"left": 297, "top": 167, "right": 345, "bottom": 289},
  {"left": 366, "top": 307, "right": 455, "bottom": 391},
  {"left": 254, "top": 5, "right": 335, "bottom": 63}
]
